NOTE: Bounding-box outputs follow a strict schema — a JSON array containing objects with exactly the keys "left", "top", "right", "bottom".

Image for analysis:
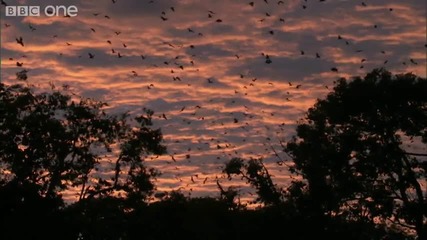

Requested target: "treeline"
[{"left": 0, "top": 68, "right": 426, "bottom": 239}]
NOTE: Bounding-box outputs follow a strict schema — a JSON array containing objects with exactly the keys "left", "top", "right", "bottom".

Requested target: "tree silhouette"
[
  {"left": 285, "top": 68, "right": 427, "bottom": 238},
  {"left": 2, "top": 68, "right": 425, "bottom": 239},
  {"left": 0, "top": 82, "right": 166, "bottom": 239},
  {"left": 224, "top": 157, "right": 283, "bottom": 206},
  {"left": 222, "top": 68, "right": 426, "bottom": 238}
]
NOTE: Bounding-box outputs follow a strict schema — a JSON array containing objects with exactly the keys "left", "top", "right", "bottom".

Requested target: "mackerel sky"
[{"left": 1, "top": 0, "right": 426, "bottom": 202}]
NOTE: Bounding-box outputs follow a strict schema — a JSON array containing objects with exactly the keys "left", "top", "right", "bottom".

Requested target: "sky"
[{"left": 1, "top": 0, "right": 426, "bottom": 203}]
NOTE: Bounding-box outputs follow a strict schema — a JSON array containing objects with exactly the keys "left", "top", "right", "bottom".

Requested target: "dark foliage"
[
  {"left": 224, "top": 68, "right": 426, "bottom": 239},
  {"left": 1, "top": 68, "right": 425, "bottom": 239},
  {"left": 285, "top": 68, "right": 426, "bottom": 238},
  {"left": 0, "top": 82, "right": 166, "bottom": 239}
]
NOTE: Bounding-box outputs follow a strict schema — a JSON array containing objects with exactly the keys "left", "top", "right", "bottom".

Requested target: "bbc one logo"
[{"left": 5, "top": 5, "right": 78, "bottom": 17}]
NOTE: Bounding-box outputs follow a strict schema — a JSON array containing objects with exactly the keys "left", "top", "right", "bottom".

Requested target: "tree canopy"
[
  {"left": 225, "top": 68, "right": 427, "bottom": 239},
  {"left": 0, "top": 82, "right": 166, "bottom": 239},
  {"left": 1, "top": 68, "right": 426, "bottom": 239},
  {"left": 286, "top": 68, "right": 427, "bottom": 237}
]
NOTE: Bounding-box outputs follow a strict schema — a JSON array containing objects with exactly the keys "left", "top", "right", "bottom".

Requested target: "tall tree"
[
  {"left": 286, "top": 68, "right": 427, "bottom": 238},
  {"left": 0, "top": 82, "right": 166, "bottom": 205}
]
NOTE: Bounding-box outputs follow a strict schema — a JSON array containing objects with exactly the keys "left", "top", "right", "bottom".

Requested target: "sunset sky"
[{"left": 1, "top": 0, "right": 426, "bottom": 202}]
